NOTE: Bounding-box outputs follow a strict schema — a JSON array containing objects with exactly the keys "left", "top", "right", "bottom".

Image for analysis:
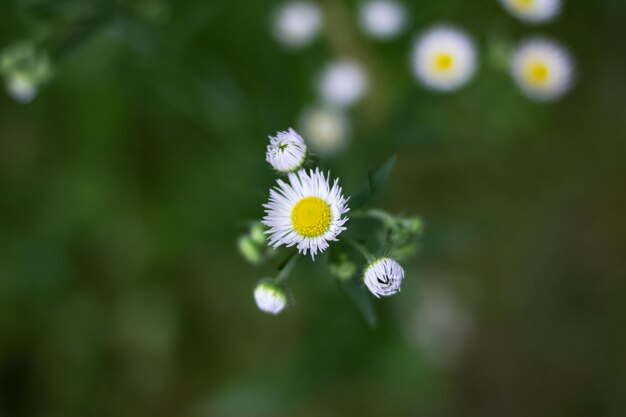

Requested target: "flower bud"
[
  {"left": 249, "top": 222, "right": 267, "bottom": 245},
  {"left": 238, "top": 236, "right": 262, "bottom": 264},
  {"left": 363, "top": 258, "right": 404, "bottom": 298},
  {"left": 265, "top": 128, "right": 307, "bottom": 173},
  {"left": 254, "top": 282, "right": 287, "bottom": 315},
  {"left": 0, "top": 41, "right": 52, "bottom": 103}
]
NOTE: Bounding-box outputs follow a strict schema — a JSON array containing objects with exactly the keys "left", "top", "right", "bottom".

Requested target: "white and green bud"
[
  {"left": 254, "top": 281, "right": 287, "bottom": 315},
  {"left": 265, "top": 128, "right": 307, "bottom": 173},
  {"left": 5, "top": 74, "right": 37, "bottom": 103},
  {"left": 363, "top": 257, "right": 404, "bottom": 298},
  {"left": 0, "top": 41, "right": 52, "bottom": 103}
]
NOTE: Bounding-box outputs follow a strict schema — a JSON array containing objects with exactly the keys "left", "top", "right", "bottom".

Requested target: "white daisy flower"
[
  {"left": 299, "top": 106, "right": 350, "bottom": 156},
  {"left": 411, "top": 25, "right": 477, "bottom": 92},
  {"left": 263, "top": 168, "right": 349, "bottom": 259},
  {"left": 364, "top": 258, "right": 404, "bottom": 297},
  {"left": 359, "top": 0, "right": 407, "bottom": 40},
  {"left": 510, "top": 37, "right": 574, "bottom": 101},
  {"left": 254, "top": 282, "right": 287, "bottom": 315},
  {"left": 317, "top": 59, "right": 369, "bottom": 108},
  {"left": 271, "top": 1, "right": 322, "bottom": 49},
  {"left": 266, "top": 128, "right": 307, "bottom": 173},
  {"left": 499, "top": 0, "right": 561, "bottom": 23}
]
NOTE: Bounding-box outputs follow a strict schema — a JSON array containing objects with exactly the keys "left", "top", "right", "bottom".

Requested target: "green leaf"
[
  {"left": 350, "top": 155, "right": 397, "bottom": 210},
  {"left": 340, "top": 277, "right": 378, "bottom": 327}
]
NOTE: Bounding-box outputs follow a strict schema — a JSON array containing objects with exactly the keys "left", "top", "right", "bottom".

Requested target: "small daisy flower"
[
  {"left": 411, "top": 25, "right": 477, "bottom": 92},
  {"left": 510, "top": 37, "right": 574, "bottom": 101},
  {"left": 359, "top": 0, "right": 408, "bottom": 40},
  {"left": 364, "top": 258, "right": 404, "bottom": 297},
  {"left": 266, "top": 128, "right": 307, "bottom": 173},
  {"left": 263, "top": 168, "right": 349, "bottom": 259},
  {"left": 499, "top": 0, "right": 561, "bottom": 23},
  {"left": 317, "top": 59, "right": 369, "bottom": 108},
  {"left": 299, "top": 106, "right": 350, "bottom": 156},
  {"left": 254, "top": 282, "right": 287, "bottom": 315},
  {"left": 272, "top": 1, "right": 322, "bottom": 49}
]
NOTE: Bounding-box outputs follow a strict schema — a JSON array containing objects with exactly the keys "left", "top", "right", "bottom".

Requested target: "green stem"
[
  {"left": 275, "top": 251, "right": 299, "bottom": 283},
  {"left": 351, "top": 209, "right": 395, "bottom": 224},
  {"left": 344, "top": 236, "right": 372, "bottom": 261}
]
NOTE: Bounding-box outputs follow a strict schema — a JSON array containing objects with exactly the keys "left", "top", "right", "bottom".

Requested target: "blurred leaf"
[
  {"left": 340, "top": 276, "right": 377, "bottom": 327},
  {"left": 350, "top": 155, "right": 397, "bottom": 210}
]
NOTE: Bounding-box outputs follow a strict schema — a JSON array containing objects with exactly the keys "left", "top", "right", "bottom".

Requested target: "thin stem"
[
  {"left": 275, "top": 251, "right": 300, "bottom": 283},
  {"left": 344, "top": 236, "right": 372, "bottom": 260},
  {"left": 365, "top": 209, "right": 396, "bottom": 225},
  {"left": 350, "top": 209, "right": 398, "bottom": 231}
]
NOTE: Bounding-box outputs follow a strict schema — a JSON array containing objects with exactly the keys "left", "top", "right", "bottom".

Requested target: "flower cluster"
[
  {"left": 242, "top": 128, "right": 422, "bottom": 320},
  {"left": 270, "top": 0, "right": 575, "bottom": 108}
]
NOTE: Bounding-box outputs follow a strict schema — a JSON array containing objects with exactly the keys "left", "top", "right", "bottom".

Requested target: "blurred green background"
[{"left": 1, "top": 0, "right": 626, "bottom": 416}]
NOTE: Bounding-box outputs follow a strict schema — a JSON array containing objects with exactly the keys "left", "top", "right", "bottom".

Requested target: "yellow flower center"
[
  {"left": 434, "top": 53, "right": 453, "bottom": 73},
  {"left": 526, "top": 62, "right": 550, "bottom": 86},
  {"left": 291, "top": 197, "right": 331, "bottom": 237},
  {"left": 512, "top": 0, "right": 534, "bottom": 10}
]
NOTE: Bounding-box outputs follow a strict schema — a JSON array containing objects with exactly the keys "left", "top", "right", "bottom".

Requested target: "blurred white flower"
[
  {"left": 5, "top": 74, "right": 37, "bottom": 103},
  {"left": 254, "top": 282, "right": 287, "bottom": 315},
  {"left": 364, "top": 258, "right": 404, "bottom": 297},
  {"left": 359, "top": 0, "right": 407, "bottom": 40},
  {"left": 499, "top": 0, "right": 561, "bottom": 23},
  {"left": 317, "top": 60, "right": 369, "bottom": 108},
  {"left": 272, "top": 1, "right": 322, "bottom": 49},
  {"left": 263, "top": 168, "right": 349, "bottom": 259},
  {"left": 266, "top": 128, "right": 307, "bottom": 173},
  {"left": 300, "top": 106, "right": 350, "bottom": 156},
  {"left": 1, "top": 41, "right": 52, "bottom": 104},
  {"left": 510, "top": 37, "right": 574, "bottom": 101},
  {"left": 411, "top": 25, "right": 477, "bottom": 92},
  {"left": 410, "top": 284, "right": 474, "bottom": 365}
]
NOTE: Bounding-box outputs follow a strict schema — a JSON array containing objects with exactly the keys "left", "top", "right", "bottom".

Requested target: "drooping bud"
[
  {"left": 254, "top": 281, "right": 287, "bottom": 315},
  {"left": 363, "top": 257, "right": 404, "bottom": 298}
]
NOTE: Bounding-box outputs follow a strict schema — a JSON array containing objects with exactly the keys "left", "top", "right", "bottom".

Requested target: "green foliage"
[{"left": 1, "top": 1, "right": 625, "bottom": 416}]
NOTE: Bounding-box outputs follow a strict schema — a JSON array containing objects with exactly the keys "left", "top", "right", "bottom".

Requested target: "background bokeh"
[{"left": 1, "top": 0, "right": 626, "bottom": 416}]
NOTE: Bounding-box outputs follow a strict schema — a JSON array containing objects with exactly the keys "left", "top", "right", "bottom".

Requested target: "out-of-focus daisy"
[
  {"left": 5, "top": 74, "right": 37, "bottom": 103},
  {"left": 1, "top": 41, "right": 52, "bottom": 104},
  {"left": 410, "top": 284, "right": 474, "bottom": 365},
  {"left": 271, "top": 1, "right": 322, "bottom": 49},
  {"left": 359, "top": 0, "right": 407, "bottom": 40},
  {"left": 499, "top": 0, "right": 561, "bottom": 23},
  {"left": 510, "top": 37, "right": 574, "bottom": 101},
  {"left": 254, "top": 282, "right": 287, "bottom": 315},
  {"left": 299, "top": 106, "right": 350, "bottom": 156},
  {"left": 364, "top": 258, "right": 404, "bottom": 297},
  {"left": 317, "top": 60, "right": 369, "bottom": 108},
  {"left": 263, "top": 168, "right": 349, "bottom": 259},
  {"left": 411, "top": 25, "right": 477, "bottom": 92},
  {"left": 266, "top": 128, "right": 308, "bottom": 173}
]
